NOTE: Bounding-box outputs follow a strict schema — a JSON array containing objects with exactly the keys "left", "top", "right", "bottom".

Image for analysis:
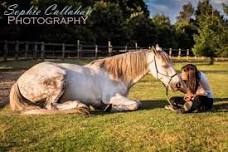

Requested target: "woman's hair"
[{"left": 181, "top": 64, "right": 200, "bottom": 94}]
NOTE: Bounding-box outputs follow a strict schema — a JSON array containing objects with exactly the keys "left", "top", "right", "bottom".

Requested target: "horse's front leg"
[
  {"left": 109, "top": 93, "right": 142, "bottom": 112},
  {"left": 53, "top": 100, "right": 90, "bottom": 115}
]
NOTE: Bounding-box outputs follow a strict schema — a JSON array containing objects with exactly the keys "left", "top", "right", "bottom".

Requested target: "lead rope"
[
  {"left": 153, "top": 54, "right": 177, "bottom": 106},
  {"left": 163, "top": 80, "right": 172, "bottom": 106}
]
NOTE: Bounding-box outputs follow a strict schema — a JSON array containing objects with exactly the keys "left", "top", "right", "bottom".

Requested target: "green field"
[{"left": 0, "top": 60, "right": 228, "bottom": 152}]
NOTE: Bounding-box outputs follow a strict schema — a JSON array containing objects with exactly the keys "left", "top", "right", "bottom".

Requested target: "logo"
[{"left": 2, "top": 3, "right": 93, "bottom": 25}]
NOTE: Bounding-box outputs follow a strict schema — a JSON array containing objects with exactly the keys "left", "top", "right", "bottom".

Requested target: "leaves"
[
  {"left": 0, "top": 0, "right": 227, "bottom": 54},
  {"left": 192, "top": 0, "right": 228, "bottom": 58}
]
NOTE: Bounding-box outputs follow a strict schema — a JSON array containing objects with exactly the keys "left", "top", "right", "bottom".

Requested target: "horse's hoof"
[
  {"left": 45, "top": 103, "right": 58, "bottom": 111},
  {"left": 77, "top": 107, "right": 90, "bottom": 116}
]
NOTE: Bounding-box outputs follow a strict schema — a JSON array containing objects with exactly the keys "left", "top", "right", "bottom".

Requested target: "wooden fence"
[{"left": 0, "top": 40, "right": 196, "bottom": 62}]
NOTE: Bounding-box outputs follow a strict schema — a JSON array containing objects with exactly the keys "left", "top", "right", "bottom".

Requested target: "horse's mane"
[
  {"left": 90, "top": 48, "right": 170, "bottom": 83},
  {"left": 90, "top": 50, "right": 148, "bottom": 82},
  {"left": 155, "top": 49, "right": 170, "bottom": 64}
]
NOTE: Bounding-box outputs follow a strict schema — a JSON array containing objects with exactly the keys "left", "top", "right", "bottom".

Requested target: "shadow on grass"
[
  {"left": 141, "top": 98, "right": 228, "bottom": 113},
  {"left": 213, "top": 98, "right": 228, "bottom": 112},
  {"left": 90, "top": 100, "right": 168, "bottom": 116},
  {"left": 90, "top": 100, "right": 168, "bottom": 115},
  {"left": 141, "top": 100, "right": 167, "bottom": 110},
  {"left": 214, "top": 98, "right": 228, "bottom": 102},
  {"left": 213, "top": 103, "right": 228, "bottom": 112},
  {"left": 1, "top": 98, "right": 227, "bottom": 114},
  {"left": 201, "top": 70, "right": 228, "bottom": 74}
]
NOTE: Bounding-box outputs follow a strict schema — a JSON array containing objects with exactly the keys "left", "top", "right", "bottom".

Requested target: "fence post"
[
  {"left": 15, "top": 41, "right": 19, "bottom": 60},
  {"left": 186, "top": 49, "right": 189, "bottom": 60},
  {"left": 125, "top": 45, "right": 128, "bottom": 52},
  {"left": 95, "top": 45, "right": 98, "bottom": 58},
  {"left": 135, "top": 42, "right": 138, "bottom": 50},
  {"left": 3, "top": 40, "right": 8, "bottom": 61},
  {"left": 178, "top": 48, "right": 181, "bottom": 59},
  {"left": 34, "top": 42, "right": 38, "bottom": 60},
  {"left": 108, "top": 41, "right": 112, "bottom": 56},
  {"left": 62, "top": 43, "right": 65, "bottom": 61},
  {"left": 41, "top": 42, "right": 45, "bottom": 61},
  {"left": 25, "top": 41, "right": 29, "bottom": 59},
  {"left": 169, "top": 48, "right": 172, "bottom": 57},
  {"left": 77, "top": 40, "right": 80, "bottom": 58}
]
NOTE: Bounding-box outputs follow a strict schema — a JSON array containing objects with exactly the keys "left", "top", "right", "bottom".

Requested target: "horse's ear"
[
  {"left": 155, "top": 44, "right": 162, "bottom": 51},
  {"left": 151, "top": 46, "right": 157, "bottom": 55}
]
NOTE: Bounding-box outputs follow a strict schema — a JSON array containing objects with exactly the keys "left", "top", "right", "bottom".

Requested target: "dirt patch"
[{"left": 0, "top": 71, "right": 24, "bottom": 107}]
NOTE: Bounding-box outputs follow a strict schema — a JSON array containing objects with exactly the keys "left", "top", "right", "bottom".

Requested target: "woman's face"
[
  {"left": 181, "top": 70, "right": 188, "bottom": 81},
  {"left": 181, "top": 66, "right": 196, "bottom": 81}
]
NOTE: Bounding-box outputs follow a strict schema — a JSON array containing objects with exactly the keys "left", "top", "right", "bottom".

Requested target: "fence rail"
[{"left": 0, "top": 40, "right": 215, "bottom": 62}]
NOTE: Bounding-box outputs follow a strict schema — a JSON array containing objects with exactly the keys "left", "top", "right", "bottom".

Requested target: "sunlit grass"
[{"left": 0, "top": 60, "right": 228, "bottom": 152}]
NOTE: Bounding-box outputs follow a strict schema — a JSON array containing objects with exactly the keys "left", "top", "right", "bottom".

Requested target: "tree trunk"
[{"left": 209, "top": 56, "right": 214, "bottom": 65}]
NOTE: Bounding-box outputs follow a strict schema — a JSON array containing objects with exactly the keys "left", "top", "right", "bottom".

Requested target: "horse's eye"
[{"left": 162, "top": 64, "right": 169, "bottom": 68}]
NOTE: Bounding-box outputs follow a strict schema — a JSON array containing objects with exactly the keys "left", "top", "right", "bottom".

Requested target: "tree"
[
  {"left": 192, "top": 1, "right": 227, "bottom": 64},
  {"left": 221, "top": 3, "right": 228, "bottom": 57},
  {"left": 175, "top": 2, "right": 197, "bottom": 49},
  {"left": 177, "top": 2, "right": 194, "bottom": 22},
  {"left": 0, "top": 0, "right": 152, "bottom": 45},
  {"left": 152, "top": 15, "right": 177, "bottom": 48},
  {"left": 0, "top": 0, "right": 35, "bottom": 41},
  {"left": 127, "top": 14, "right": 156, "bottom": 47},
  {"left": 195, "top": 0, "right": 213, "bottom": 24},
  {"left": 107, "top": 0, "right": 149, "bottom": 18},
  {"left": 175, "top": 2, "right": 194, "bottom": 32},
  {"left": 89, "top": 2, "right": 129, "bottom": 45}
]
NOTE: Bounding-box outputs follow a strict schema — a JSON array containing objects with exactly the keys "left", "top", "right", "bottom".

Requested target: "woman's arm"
[
  {"left": 196, "top": 72, "right": 212, "bottom": 97},
  {"left": 195, "top": 87, "right": 207, "bottom": 96}
]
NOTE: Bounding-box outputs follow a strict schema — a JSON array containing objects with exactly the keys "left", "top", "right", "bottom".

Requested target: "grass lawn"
[{"left": 0, "top": 59, "right": 228, "bottom": 152}]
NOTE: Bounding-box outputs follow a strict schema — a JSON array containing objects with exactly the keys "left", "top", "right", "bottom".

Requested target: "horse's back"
[
  {"left": 57, "top": 63, "right": 103, "bottom": 105},
  {"left": 17, "top": 62, "right": 67, "bottom": 103}
]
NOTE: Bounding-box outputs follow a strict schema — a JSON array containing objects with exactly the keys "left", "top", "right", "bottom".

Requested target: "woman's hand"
[
  {"left": 184, "top": 92, "right": 195, "bottom": 102},
  {"left": 196, "top": 88, "right": 207, "bottom": 96}
]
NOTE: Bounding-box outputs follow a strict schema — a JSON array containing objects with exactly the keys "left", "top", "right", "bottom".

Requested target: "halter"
[{"left": 151, "top": 53, "right": 178, "bottom": 105}]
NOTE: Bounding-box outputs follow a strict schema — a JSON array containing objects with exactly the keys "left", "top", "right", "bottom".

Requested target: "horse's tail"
[
  {"left": 22, "top": 108, "right": 90, "bottom": 115},
  {"left": 10, "top": 83, "right": 90, "bottom": 115},
  {"left": 10, "top": 82, "right": 41, "bottom": 112}
]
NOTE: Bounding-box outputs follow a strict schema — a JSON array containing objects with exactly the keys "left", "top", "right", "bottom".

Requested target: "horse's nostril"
[{"left": 176, "top": 82, "right": 181, "bottom": 88}]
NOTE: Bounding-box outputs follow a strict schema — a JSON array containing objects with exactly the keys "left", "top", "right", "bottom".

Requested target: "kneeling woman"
[{"left": 167, "top": 64, "right": 213, "bottom": 113}]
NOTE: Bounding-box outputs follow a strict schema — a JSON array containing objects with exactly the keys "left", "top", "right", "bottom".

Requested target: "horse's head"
[{"left": 146, "top": 45, "right": 184, "bottom": 91}]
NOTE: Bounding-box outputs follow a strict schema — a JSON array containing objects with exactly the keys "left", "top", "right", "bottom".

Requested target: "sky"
[{"left": 144, "top": 0, "right": 228, "bottom": 24}]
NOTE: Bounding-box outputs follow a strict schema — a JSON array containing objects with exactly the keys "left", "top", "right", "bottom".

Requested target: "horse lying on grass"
[{"left": 10, "top": 46, "right": 184, "bottom": 115}]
